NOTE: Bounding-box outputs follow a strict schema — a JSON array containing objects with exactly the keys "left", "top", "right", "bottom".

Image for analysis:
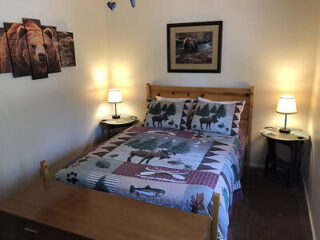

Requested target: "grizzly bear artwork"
[
  {"left": 23, "top": 18, "right": 48, "bottom": 79},
  {"left": 41, "top": 26, "right": 61, "bottom": 73},
  {"left": 0, "top": 17, "right": 75, "bottom": 79},
  {"left": 2, "top": 22, "right": 32, "bottom": 77},
  {"left": 0, "top": 28, "right": 12, "bottom": 73},
  {"left": 58, "top": 32, "right": 76, "bottom": 67}
]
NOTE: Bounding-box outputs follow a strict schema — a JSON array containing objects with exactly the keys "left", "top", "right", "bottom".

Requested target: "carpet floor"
[{"left": 228, "top": 168, "right": 313, "bottom": 240}]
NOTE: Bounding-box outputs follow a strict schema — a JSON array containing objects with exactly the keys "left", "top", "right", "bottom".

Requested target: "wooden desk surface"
[{"left": 0, "top": 181, "right": 210, "bottom": 240}]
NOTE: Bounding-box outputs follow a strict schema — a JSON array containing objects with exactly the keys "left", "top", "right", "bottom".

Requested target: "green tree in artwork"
[
  {"left": 94, "top": 176, "right": 109, "bottom": 192},
  {"left": 159, "top": 140, "right": 173, "bottom": 150},
  {"left": 195, "top": 106, "right": 202, "bottom": 116},
  {"left": 166, "top": 103, "right": 176, "bottom": 116},
  {"left": 195, "top": 104, "right": 210, "bottom": 117},
  {"left": 161, "top": 103, "right": 168, "bottom": 113},
  {"left": 149, "top": 102, "right": 162, "bottom": 115},
  {"left": 148, "top": 105, "right": 155, "bottom": 114},
  {"left": 201, "top": 104, "right": 210, "bottom": 117},
  {"left": 169, "top": 141, "right": 190, "bottom": 154},
  {"left": 210, "top": 105, "right": 217, "bottom": 114},
  {"left": 216, "top": 105, "right": 226, "bottom": 119}
]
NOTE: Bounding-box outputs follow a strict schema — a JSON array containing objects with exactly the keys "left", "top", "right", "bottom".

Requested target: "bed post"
[
  {"left": 246, "top": 85, "right": 255, "bottom": 170},
  {"left": 211, "top": 193, "right": 220, "bottom": 240},
  {"left": 40, "top": 160, "right": 50, "bottom": 181},
  {"left": 146, "top": 83, "right": 151, "bottom": 98}
]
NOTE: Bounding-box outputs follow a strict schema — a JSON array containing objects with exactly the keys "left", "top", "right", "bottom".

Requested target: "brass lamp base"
[{"left": 279, "top": 128, "right": 290, "bottom": 134}]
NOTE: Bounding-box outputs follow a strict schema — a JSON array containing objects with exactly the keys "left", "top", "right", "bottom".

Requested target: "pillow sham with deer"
[
  {"left": 144, "top": 99, "right": 191, "bottom": 130},
  {"left": 191, "top": 100, "right": 245, "bottom": 136}
]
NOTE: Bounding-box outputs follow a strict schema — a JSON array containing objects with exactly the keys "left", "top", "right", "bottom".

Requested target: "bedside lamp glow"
[
  {"left": 276, "top": 95, "right": 297, "bottom": 133},
  {"left": 108, "top": 89, "right": 122, "bottom": 119}
]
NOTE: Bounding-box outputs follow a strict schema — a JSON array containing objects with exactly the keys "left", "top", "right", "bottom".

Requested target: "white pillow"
[
  {"left": 156, "top": 96, "right": 194, "bottom": 102},
  {"left": 198, "top": 97, "right": 244, "bottom": 105}
]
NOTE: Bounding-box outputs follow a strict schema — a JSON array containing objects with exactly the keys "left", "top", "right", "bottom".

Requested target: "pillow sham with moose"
[
  {"left": 191, "top": 100, "right": 245, "bottom": 136},
  {"left": 144, "top": 99, "right": 191, "bottom": 130}
]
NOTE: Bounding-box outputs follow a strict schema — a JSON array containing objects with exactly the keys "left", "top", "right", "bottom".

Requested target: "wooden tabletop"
[
  {"left": 0, "top": 181, "right": 210, "bottom": 240},
  {"left": 260, "top": 127, "right": 309, "bottom": 142},
  {"left": 101, "top": 115, "right": 137, "bottom": 126}
]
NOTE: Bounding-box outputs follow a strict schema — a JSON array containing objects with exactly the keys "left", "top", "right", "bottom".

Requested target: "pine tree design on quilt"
[
  {"left": 126, "top": 137, "right": 191, "bottom": 164},
  {"left": 190, "top": 193, "right": 205, "bottom": 213},
  {"left": 169, "top": 141, "right": 190, "bottom": 154},
  {"left": 95, "top": 160, "right": 110, "bottom": 169},
  {"left": 94, "top": 176, "right": 109, "bottom": 192}
]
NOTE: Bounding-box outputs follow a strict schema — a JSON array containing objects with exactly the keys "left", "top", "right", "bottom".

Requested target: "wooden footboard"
[
  {"left": 40, "top": 160, "right": 49, "bottom": 181},
  {"left": 40, "top": 161, "right": 221, "bottom": 240},
  {"left": 212, "top": 193, "right": 220, "bottom": 240}
]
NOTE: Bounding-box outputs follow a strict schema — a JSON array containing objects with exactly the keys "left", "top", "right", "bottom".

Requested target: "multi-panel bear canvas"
[
  {"left": 23, "top": 18, "right": 49, "bottom": 79},
  {"left": 41, "top": 26, "right": 62, "bottom": 73},
  {"left": 0, "top": 18, "right": 75, "bottom": 79},
  {"left": 58, "top": 32, "right": 76, "bottom": 67},
  {"left": 3, "top": 22, "right": 32, "bottom": 78},
  {"left": 0, "top": 28, "right": 12, "bottom": 73}
]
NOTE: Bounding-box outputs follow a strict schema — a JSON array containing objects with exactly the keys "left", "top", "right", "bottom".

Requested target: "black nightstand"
[
  {"left": 100, "top": 115, "right": 138, "bottom": 139},
  {"left": 261, "top": 127, "right": 309, "bottom": 186}
]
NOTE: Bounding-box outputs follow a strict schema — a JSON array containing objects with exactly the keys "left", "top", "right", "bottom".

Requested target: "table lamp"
[
  {"left": 108, "top": 89, "right": 122, "bottom": 119},
  {"left": 276, "top": 95, "right": 297, "bottom": 133}
]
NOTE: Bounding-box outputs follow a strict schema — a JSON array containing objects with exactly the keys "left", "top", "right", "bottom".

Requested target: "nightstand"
[
  {"left": 261, "top": 127, "right": 310, "bottom": 186},
  {"left": 100, "top": 115, "right": 138, "bottom": 139}
]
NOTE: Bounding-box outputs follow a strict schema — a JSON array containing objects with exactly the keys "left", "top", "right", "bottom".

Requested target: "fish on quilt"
[{"left": 130, "top": 185, "right": 165, "bottom": 197}]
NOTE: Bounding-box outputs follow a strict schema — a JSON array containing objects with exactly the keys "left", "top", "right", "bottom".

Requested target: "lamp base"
[
  {"left": 279, "top": 128, "right": 291, "bottom": 134},
  {"left": 112, "top": 115, "right": 120, "bottom": 119}
]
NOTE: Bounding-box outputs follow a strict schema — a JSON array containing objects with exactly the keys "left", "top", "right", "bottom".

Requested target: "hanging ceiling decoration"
[{"left": 107, "top": 0, "right": 135, "bottom": 11}]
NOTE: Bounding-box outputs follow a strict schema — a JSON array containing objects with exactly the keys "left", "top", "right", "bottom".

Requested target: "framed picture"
[{"left": 167, "top": 21, "right": 223, "bottom": 73}]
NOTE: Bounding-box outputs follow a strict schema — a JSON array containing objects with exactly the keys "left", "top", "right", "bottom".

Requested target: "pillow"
[
  {"left": 156, "top": 96, "right": 195, "bottom": 129},
  {"left": 156, "top": 96, "right": 193, "bottom": 102},
  {"left": 144, "top": 99, "right": 191, "bottom": 130},
  {"left": 198, "top": 97, "right": 244, "bottom": 105},
  {"left": 191, "top": 100, "right": 245, "bottom": 136}
]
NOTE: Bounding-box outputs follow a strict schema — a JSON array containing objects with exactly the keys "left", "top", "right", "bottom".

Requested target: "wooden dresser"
[{"left": 0, "top": 181, "right": 211, "bottom": 240}]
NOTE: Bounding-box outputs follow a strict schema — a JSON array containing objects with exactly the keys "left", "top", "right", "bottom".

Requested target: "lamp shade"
[
  {"left": 276, "top": 95, "right": 297, "bottom": 114},
  {"left": 108, "top": 89, "right": 122, "bottom": 103}
]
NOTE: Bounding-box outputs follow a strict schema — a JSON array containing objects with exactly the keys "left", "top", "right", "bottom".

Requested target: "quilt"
[{"left": 54, "top": 126, "right": 245, "bottom": 240}]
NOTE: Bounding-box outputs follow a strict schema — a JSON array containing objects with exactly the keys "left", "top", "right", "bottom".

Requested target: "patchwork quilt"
[{"left": 54, "top": 126, "right": 245, "bottom": 240}]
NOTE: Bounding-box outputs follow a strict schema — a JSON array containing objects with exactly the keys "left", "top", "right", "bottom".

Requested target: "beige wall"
[
  {"left": 106, "top": 0, "right": 319, "bottom": 167},
  {"left": 305, "top": 15, "right": 320, "bottom": 240},
  {"left": 0, "top": 0, "right": 112, "bottom": 201}
]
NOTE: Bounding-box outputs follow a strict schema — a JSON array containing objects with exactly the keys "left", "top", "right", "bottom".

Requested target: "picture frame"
[{"left": 167, "top": 21, "right": 223, "bottom": 73}]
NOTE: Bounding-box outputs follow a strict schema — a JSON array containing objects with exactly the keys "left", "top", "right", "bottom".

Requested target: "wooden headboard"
[{"left": 146, "top": 83, "right": 254, "bottom": 167}]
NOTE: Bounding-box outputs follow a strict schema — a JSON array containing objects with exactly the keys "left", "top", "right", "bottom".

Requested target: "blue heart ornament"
[
  {"left": 107, "top": 1, "right": 117, "bottom": 11},
  {"left": 130, "top": 0, "right": 135, "bottom": 8}
]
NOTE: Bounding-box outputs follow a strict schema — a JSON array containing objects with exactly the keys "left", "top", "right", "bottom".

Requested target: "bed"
[{"left": 40, "top": 83, "right": 254, "bottom": 240}]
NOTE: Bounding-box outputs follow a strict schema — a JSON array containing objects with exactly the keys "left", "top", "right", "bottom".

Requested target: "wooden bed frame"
[{"left": 40, "top": 83, "right": 254, "bottom": 240}]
